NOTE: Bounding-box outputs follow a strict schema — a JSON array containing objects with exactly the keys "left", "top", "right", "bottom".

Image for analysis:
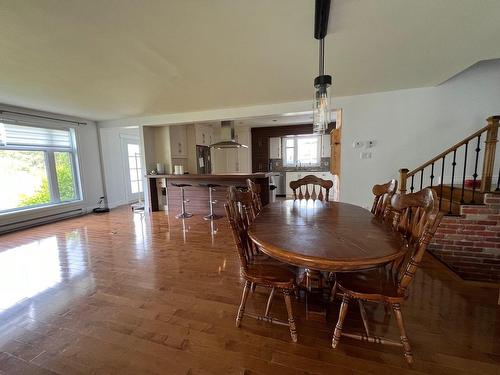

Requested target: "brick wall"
[{"left": 428, "top": 193, "right": 500, "bottom": 283}]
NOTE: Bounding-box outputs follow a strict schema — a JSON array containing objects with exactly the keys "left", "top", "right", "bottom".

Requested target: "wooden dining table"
[
  {"left": 248, "top": 199, "right": 407, "bottom": 320},
  {"left": 248, "top": 199, "right": 407, "bottom": 273}
]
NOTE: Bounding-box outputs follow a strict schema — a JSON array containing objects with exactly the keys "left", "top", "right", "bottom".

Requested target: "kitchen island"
[{"left": 146, "top": 173, "right": 272, "bottom": 215}]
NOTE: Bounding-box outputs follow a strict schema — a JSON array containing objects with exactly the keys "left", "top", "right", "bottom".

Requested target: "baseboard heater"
[{"left": 0, "top": 208, "right": 86, "bottom": 235}]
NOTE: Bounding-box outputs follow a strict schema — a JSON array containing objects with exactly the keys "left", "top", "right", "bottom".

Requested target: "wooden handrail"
[{"left": 407, "top": 124, "right": 491, "bottom": 178}]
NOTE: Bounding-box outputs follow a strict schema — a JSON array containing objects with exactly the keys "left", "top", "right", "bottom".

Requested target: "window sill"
[{"left": 0, "top": 200, "right": 84, "bottom": 218}]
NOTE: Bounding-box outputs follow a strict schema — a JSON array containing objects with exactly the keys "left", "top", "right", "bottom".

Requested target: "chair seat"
[
  {"left": 199, "top": 183, "right": 220, "bottom": 188},
  {"left": 171, "top": 183, "right": 191, "bottom": 188},
  {"left": 243, "top": 264, "right": 296, "bottom": 289},
  {"left": 335, "top": 269, "right": 405, "bottom": 302}
]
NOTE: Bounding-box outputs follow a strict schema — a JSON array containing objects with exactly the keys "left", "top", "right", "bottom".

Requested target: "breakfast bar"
[{"left": 146, "top": 173, "right": 272, "bottom": 216}]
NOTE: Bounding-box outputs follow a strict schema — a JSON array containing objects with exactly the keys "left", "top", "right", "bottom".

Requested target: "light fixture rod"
[{"left": 318, "top": 38, "right": 325, "bottom": 76}]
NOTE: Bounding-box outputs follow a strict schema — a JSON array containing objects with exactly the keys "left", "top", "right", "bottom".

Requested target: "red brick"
[{"left": 477, "top": 220, "right": 497, "bottom": 225}]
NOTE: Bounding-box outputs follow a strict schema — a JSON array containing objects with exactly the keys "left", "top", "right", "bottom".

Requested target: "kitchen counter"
[
  {"left": 146, "top": 173, "right": 272, "bottom": 214},
  {"left": 147, "top": 172, "right": 272, "bottom": 179}
]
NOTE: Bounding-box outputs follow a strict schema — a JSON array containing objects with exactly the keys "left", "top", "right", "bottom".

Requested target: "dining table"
[{"left": 247, "top": 199, "right": 407, "bottom": 320}]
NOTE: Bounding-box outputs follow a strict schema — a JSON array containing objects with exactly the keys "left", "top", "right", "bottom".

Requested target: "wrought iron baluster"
[
  {"left": 471, "top": 134, "right": 481, "bottom": 203},
  {"left": 439, "top": 156, "right": 445, "bottom": 211},
  {"left": 461, "top": 142, "right": 468, "bottom": 203},
  {"left": 410, "top": 175, "right": 415, "bottom": 193},
  {"left": 497, "top": 166, "right": 500, "bottom": 192},
  {"left": 419, "top": 169, "right": 424, "bottom": 191},
  {"left": 430, "top": 163, "right": 435, "bottom": 188},
  {"left": 449, "top": 150, "right": 457, "bottom": 215}
]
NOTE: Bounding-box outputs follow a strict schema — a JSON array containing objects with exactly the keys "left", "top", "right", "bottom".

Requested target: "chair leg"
[
  {"left": 330, "top": 281, "right": 338, "bottom": 302},
  {"left": 392, "top": 303, "right": 413, "bottom": 364},
  {"left": 332, "top": 295, "right": 350, "bottom": 348},
  {"left": 236, "top": 281, "right": 251, "bottom": 328},
  {"left": 264, "top": 287, "right": 275, "bottom": 317},
  {"left": 250, "top": 282, "right": 256, "bottom": 293},
  {"left": 358, "top": 300, "right": 370, "bottom": 337},
  {"left": 283, "top": 290, "right": 298, "bottom": 343}
]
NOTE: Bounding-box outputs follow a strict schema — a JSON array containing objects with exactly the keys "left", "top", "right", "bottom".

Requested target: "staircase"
[{"left": 399, "top": 116, "right": 500, "bottom": 284}]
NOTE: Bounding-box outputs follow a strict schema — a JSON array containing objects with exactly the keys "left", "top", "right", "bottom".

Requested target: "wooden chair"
[
  {"left": 331, "top": 188, "right": 443, "bottom": 364},
  {"left": 290, "top": 175, "right": 333, "bottom": 202},
  {"left": 225, "top": 186, "right": 298, "bottom": 342},
  {"left": 246, "top": 178, "right": 263, "bottom": 214},
  {"left": 371, "top": 179, "right": 398, "bottom": 220}
]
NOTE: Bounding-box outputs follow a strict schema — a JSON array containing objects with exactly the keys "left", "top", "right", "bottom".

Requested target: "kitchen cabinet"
[
  {"left": 285, "top": 171, "right": 336, "bottom": 200},
  {"left": 195, "top": 124, "right": 214, "bottom": 146},
  {"left": 170, "top": 125, "right": 188, "bottom": 158},
  {"left": 321, "top": 134, "right": 331, "bottom": 158},
  {"left": 269, "top": 137, "right": 282, "bottom": 159}
]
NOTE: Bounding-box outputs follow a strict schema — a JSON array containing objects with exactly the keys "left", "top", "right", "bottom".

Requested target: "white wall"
[
  {"left": 0, "top": 104, "right": 104, "bottom": 232},
  {"left": 98, "top": 127, "right": 140, "bottom": 209},
  {"left": 333, "top": 59, "right": 500, "bottom": 208},
  {"left": 98, "top": 59, "right": 500, "bottom": 209}
]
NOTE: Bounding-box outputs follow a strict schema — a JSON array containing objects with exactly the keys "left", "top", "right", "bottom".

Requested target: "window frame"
[
  {"left": 0, "top": 123, "right": 82, "bottom": 214},
  {"left": 281, "top": 134, "right": 322, "bottom": 167}
]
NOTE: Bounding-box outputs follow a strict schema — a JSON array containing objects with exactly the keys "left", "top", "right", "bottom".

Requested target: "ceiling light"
[{"left": 312, "top": 0, "right": 332, "bottom": 135}]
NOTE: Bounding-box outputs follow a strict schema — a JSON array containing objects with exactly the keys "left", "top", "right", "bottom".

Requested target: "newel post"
[
  {"left": 480, "top": 116, "right": 500, "bottom": 193},
  {"left": 399, "top": 168, "right": 409, "bottom": 194}
]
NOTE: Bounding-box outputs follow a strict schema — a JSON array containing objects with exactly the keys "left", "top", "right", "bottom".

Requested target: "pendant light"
[{"left": 312, "top": 0, "right": 332, "bottom": 135}]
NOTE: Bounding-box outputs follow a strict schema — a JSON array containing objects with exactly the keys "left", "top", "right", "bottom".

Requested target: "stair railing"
[{"left": 399, "top": 116, "right": 499, "bottom": 214}]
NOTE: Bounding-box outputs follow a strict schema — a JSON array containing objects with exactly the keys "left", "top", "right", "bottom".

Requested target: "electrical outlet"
[
  {"left": 353, "top": 141, "right": 364, "bottom": 149},
  {"left": 360, "top": 152, "right": 372, "bottom": 159}
]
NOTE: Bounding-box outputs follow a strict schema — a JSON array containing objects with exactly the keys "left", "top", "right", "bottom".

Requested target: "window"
[
  {"left": 0, "top": 122, "right": 81, "bottom": 213},
  {"left": 282, "top": 135, "right": 321, "bottom": 167}
]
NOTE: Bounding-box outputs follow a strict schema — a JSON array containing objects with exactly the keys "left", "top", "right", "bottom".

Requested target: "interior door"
[{"left": 121, "top": 137, "right": 143, "bottom": 203}]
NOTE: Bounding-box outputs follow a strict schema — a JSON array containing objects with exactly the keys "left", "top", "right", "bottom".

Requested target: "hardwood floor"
[{"left": 0, "top": 206, "right": 499, "bottom": 374}]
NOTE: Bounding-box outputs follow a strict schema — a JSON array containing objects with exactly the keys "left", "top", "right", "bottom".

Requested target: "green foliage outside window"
[{"left": 19, "top": 152, "right": 76, "bottom": 206}]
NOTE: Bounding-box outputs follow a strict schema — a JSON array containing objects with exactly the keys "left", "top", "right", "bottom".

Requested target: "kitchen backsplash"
[{"left": 269, "top": 158, "right": 330, "bottom": 172}]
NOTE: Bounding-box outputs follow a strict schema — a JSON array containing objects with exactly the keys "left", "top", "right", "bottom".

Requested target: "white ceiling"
[{"left": 1, "top": 0, "right": 499, "bottom": 121}]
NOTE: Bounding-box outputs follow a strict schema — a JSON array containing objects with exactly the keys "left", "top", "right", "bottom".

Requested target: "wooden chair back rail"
[
  {"left": 390, "top": 188, "right": 443, "bottom": 293},
  {"left": 371, "top": 179, "right": 398, "bottom": 220},
  {"left": 290, "top": 175, "right": 333, "bottom": 202},
  {"left": 246, "top": 178, "right": 263, "bottom": 214},
  {"left": 226, "top": 187, "right": 260, "bottom": 261}
]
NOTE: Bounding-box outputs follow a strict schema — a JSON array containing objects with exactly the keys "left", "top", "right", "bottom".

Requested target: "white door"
[{"left": 121, "top": 137, "right": 143, "bottom": 202}]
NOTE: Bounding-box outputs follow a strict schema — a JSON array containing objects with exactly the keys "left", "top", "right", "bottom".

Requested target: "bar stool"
[
  {"left": 199, "top": 183, "right": 222, "bottom": 220},
  {"left": 171, "top": 183, "right": 192, "bottom": 218}
]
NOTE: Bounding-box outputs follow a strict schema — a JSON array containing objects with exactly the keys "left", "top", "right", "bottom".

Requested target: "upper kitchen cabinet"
[
  {"left": 269, "top": 137, "right": 282, "bottom": 159},
  {"left": 195, "top": 124, "right": 214, "bottom": 146},
  {"left": 170, "top": 125, "right": 188, "bottom": 158},
  {"left": 321, "top": 134, "right": 331, "bottom": 158}
]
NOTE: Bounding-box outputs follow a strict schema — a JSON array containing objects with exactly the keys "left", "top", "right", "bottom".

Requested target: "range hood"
[{"left": 209, "top": 120, "right": 248, "bottom": 149}]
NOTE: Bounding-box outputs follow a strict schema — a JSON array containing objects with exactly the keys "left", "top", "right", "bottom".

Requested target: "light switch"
[{"left": 366, "top": 140, "right": 376, "bottom": 148}]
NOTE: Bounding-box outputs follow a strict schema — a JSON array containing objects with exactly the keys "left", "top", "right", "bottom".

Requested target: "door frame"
[{"left": 120, "top": 135, "right": 142, "bottom": 203}]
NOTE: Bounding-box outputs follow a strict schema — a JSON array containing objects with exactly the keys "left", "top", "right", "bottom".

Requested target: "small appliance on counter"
[{"left": 174, "top": 165, "right": 185, "bottom": 175}]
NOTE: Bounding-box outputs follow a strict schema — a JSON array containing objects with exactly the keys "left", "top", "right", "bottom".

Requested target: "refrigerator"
[{"left": 196, "top": 145, "right": 212, "bottom": 174}]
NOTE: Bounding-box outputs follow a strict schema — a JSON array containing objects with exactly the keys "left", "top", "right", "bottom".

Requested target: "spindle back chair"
[
  {"left": 331, "top": 188, "right": 443, "bottom": 364},
  {"left": 290, "top": 175, "right": 333, "bottom": 202}
]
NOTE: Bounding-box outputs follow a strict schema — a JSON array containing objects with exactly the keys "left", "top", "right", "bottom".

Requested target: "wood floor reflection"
[{"left": 0, "top": 207, "right": 499, "bottom": 374}]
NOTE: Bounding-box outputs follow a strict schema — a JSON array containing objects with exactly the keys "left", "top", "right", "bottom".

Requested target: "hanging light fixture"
[{"left": 312, "top": 0, "right": 332, "bottom": 135}]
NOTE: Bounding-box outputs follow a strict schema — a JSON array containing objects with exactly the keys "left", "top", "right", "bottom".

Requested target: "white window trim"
[
  {"left": 0, "top": 124, "right": 83, "bottom": 214},
  {"left": 282, "top": 135, "right": 322, "bottom": 167}
]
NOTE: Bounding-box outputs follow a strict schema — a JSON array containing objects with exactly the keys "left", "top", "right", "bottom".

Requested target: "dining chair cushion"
[
  {"left": 171, "top": 183, "right": 192, "bottom": 188},
  {"left": 199, "top": 183, "right": 221, "bottom": 188}
]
